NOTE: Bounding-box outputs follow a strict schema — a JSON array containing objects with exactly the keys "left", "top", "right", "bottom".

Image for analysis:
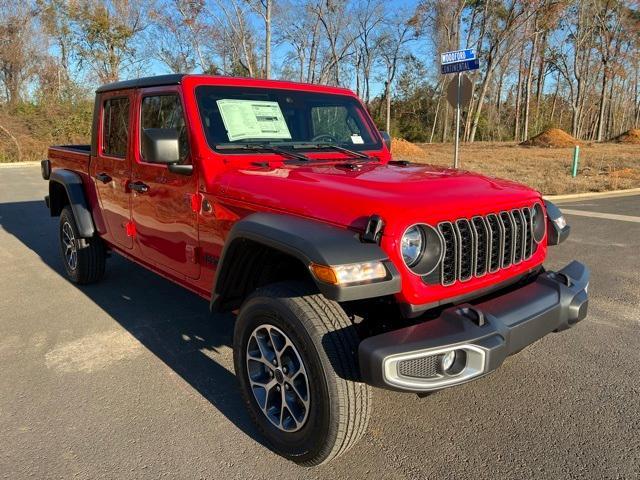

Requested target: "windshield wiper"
[
  {"left": 216, "top": 143, "right": 310, "bottom": 161},
  {"left": 291, "top": 143, "right": 373, "bottom": 160}
]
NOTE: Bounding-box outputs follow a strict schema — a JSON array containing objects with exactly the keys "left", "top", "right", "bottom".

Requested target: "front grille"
[
  {"left": 437, "top": 207, "right": 535, "bottom": 286},
  {"left": 398, "top": 354, "right": 443, "bottom": 379}
]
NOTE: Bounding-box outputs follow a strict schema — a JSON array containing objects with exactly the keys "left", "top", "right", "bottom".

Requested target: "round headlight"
[
  {"left": 401, "top": 225, "right": 423, "bottom": 267},
  {"left": 401, "top": 224, "right": 443, "bottom": 275},
  {"left": 532, "top": 203, "right": 545, "bottom": 243}
]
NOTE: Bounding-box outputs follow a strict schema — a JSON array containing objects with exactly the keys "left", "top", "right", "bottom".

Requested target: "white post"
[{"left": 454, "top": 72, "right": 461, "bottom": 168}]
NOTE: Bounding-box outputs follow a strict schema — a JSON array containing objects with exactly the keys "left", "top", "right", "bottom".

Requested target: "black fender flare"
[
  {"left": 49, "top": 169, "right": 96, "bottom": 238},
  {"left": 211, "top": 212, "right": 401, "bottom": 308}
]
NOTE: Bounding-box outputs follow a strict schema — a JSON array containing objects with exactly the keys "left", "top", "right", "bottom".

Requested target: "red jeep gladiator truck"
[{"left": 42, "top": 74, "right": 589, "bottom": 466}]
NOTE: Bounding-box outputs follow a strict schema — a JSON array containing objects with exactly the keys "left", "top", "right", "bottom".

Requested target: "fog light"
[
  {"left": 441, "top": 351, "right": 456, "bottom": 371},
  {"left": 440, "top": 349, "right": 467, "bottom": 376}
]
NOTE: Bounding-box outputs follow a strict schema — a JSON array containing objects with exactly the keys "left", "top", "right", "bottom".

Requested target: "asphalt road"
[{"left": 1, "top": 164, "right": 638, "bottom": 479}]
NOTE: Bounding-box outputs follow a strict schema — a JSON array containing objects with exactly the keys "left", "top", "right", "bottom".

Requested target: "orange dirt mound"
[
  {"left": 520, "top": 128, "right": 580, "bottom": 148},
  {"left": 391, "top": 137, "right": 429, "bottom": 161},
  {"left": 610, "top": 129, "right": 640, "bottom": 145}
]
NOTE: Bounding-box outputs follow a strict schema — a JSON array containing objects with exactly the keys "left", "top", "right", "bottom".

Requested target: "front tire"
[
  {"left": 233, "top": 282, "right": 372, "bottom": 466},
  {"left": 59, "top": 206, "right": 106, "bottom": 284}
]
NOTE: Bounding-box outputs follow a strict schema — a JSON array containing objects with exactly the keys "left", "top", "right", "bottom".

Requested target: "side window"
[
  {"left": 141, "top": 95, "right": 189, "bottom": 163},
  {"left": 103, "top": 97, "right": 130, "bottom": 157}
]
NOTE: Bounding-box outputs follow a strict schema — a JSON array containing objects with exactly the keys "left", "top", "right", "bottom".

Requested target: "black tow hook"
[{"left": 456, "top": 306, "right": 486, "bottom": 326}]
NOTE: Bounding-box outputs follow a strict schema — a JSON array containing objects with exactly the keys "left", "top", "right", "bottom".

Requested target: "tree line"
[{"left": 0, "top": 0, "right": 638, "bottom": 146}]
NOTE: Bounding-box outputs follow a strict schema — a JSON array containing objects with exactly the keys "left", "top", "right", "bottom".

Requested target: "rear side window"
[
  {"left": 102, "top": 97, "right": 130, "bottom": 157},
  {"left": 141, "top": 95, "right": 189, "bottom": 162}
]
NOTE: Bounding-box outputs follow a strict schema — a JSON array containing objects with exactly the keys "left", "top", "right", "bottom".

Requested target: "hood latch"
[{"left": 361, "top": 214, "right": 385, "bottom": 244}]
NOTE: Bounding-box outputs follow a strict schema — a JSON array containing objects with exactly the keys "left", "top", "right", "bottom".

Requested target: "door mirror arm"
[{"left": 167, "top": 163, "right": 194, "bottom": 175}]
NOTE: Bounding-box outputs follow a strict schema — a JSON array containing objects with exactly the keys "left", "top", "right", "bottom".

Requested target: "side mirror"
[
  {"left": 142, "top": 128, "right": 181, "bottom": 165},
  {"left": 379, "top": 131, "right": 391, "bottom": 151}
]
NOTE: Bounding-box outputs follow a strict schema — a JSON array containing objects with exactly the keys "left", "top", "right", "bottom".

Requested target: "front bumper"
[{"left": 358, "top": 261, "right": 589, "bottom": 392}]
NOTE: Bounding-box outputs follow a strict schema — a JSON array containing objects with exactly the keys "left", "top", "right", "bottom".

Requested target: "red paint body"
[{"left": 48, "top": 75, "right": 547, "bottom": 308}]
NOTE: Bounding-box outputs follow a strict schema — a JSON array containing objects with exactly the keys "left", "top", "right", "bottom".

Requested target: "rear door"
[
  {"left": 130, "top": 87, "right": 200, "bottom": 279},
  {"left": 92, "top": 91, "right": 133, "bottom": 249}
]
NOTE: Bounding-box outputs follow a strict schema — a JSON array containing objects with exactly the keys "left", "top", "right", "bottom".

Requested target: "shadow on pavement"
[{"left": 0, "top": 200, "right": 267, "bottom": 449}]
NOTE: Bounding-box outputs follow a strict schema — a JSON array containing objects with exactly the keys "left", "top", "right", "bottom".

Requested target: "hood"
[{"left": 218, "top": 162, "right": 541, "bottom": 236}]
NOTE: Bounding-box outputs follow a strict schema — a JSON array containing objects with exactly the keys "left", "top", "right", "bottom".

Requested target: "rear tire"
[
  {"left": 233, "top": 281, "right": 372, "bottom": 466},
  {"left": 59, "top": 206, "right": 106, "bottom": 284}
]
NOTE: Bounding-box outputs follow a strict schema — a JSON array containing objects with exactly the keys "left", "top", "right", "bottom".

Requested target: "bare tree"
[
  {"left": 68, "top": 0, "right": 149, "bottom": 83},
  {"left": 554, "top": 0, "right": 604, "bottom": 138},
  {"left": 311, "top": 0, "right": 358, "bottom": 85},
  {"left": 467, "top": 0, "right": 538, "bottom": 142},
  {"left": 39, "top": 0, "right": 75, "bottom": 85},
  {"left": 379, "top": 11, "right": 418, "bottom": 132},
  {"left": 2, "top": 0, "right": 640, "bottom": 149},
  {"left": 593, "top": 0, "right": 624, "bottom": 141},
  {"left": 210, "top": 0, "right": 258, "bottom": 76},
  {"left": 276, "top": 1, "right": 326, "bottom": 82},
  {"left": 353, "top": 0, "right": 385, "bottom": 104},
  {"left": 249, "top": 0, "right": 273, "bottom": 78},
  {"left": 0, "top": 1, "right": 41, "bottom": 105},
  {"left": 419, "top": 0, "right": 466, "bottom": 142},
  {"left": 148, "top": 0, "right": 202, "bottom": 73}
]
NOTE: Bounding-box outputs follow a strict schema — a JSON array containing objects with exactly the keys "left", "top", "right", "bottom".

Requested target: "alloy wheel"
[
  {"left": 61, "top": 221, "right": 78, "bottom": 271},
  {"left": 246, "top": 324, "right": 310, "bottom": 432}
]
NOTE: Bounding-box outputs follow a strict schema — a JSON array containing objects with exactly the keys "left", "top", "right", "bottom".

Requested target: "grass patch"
[{"left": 413, "top": 141, "right": 640, "bottom": 195}]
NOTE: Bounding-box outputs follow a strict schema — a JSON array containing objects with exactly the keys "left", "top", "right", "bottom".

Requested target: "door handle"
[
  {"left": 95, "top": 172, "right": 112, "bottom": 184},
  {"left": 128, "top": 181, "right": 149, "bottom": 194}
]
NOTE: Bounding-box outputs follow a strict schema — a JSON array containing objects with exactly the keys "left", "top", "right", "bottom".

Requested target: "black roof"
[{"left": 95, "top": 74, "right": 186, "bottom": 93}]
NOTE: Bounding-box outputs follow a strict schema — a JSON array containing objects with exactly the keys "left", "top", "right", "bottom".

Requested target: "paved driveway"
[{"left": 1, "top": 164, "right": 638, "bottom": 479}]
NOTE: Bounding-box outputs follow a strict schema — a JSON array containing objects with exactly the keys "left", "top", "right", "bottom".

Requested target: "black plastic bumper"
[{"left": 358, "top": 261, "right": 589, "bottom": 392}]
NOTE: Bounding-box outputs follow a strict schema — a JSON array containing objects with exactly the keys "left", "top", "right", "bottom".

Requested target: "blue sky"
[{"left": 134, "top": 0, "right": 434, "bottom": 96}]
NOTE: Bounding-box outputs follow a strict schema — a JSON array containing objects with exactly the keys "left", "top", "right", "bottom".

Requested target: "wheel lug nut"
[
  {"left": 285, "top": 383, "right": 290, "bottom": 390},
  {"left": 272, "top": 358, "right": 278, "bottom": 366},
  {"left": 269, "top": 370, "right": 274, "bottom": 377},
  {"left": 276, "top": 385, "right": 281, "bottom": 392},
  {"left": 282, "top": 366, "right": 288, "bottom": 374}
]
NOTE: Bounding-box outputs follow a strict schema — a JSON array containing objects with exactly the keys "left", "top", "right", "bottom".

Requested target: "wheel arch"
[
  {"left": 48, "top": 169, "right": 95, "bottom": 238},
  {"left": 210, "top": 213, "right": 401, "bottom": 312}
]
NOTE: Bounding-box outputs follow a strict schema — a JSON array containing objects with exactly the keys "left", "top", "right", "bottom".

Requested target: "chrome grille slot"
[
  {"left": 522, "top": 207, "right": 533, "bottom": 259},
  {"left": 512, "top": 210, "right": 523, "bottom": 264},
  {"left": 433, "top": 206, "right": 537, "bottom": 286},
  {"left": 511, "top": 210, "right": 527, "bottom": 263},
  {"left": 471, "top": 216, "right": 489, "bottom": 276},
  {"left": 486, "top": 214, "right": 502, "bottom": 272},
  {"left": 455, "top": 219, "right": 475, "bottom": 282},
  {"left": 500, "top": 212, "right": 514, "bottom": 268},
  {"left": 438, "top": 222, "right": 457, "bottom": 286}
]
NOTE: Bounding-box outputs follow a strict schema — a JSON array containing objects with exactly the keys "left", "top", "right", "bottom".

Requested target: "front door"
[
  {"left": 130, "top": 88, "right": 200, "bottom": 279},
  {"left": 92, "top": 92, "right": 133, "bottom": 249}
]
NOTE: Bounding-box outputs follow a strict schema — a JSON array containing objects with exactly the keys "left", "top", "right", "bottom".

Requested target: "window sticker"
[
  {"left": 350, "top": 134, "right": 364, "bottom": 144},
  {"left": 216, "top": 99, "right": 292, "bottom": 141}
]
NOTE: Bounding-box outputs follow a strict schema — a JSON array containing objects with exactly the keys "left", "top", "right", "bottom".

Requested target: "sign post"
[
  {"left": 441, "top": 49, "right": 479, "bottom": 168},
  {"left": 454, "top": 73, "right": 461, "bottom": 168}
]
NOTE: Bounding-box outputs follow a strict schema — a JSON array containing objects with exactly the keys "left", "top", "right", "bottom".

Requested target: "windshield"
[{"left": 195, "top": 86, "right": 382, "bottom": 152}]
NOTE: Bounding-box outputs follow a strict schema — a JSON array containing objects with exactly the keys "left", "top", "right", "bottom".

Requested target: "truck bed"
[
  {"left": 57, "top": 144, "right": 91, "bottom": 152},
  {"left": 48, "top": 145, "right": 91, "bottom": 174}
]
